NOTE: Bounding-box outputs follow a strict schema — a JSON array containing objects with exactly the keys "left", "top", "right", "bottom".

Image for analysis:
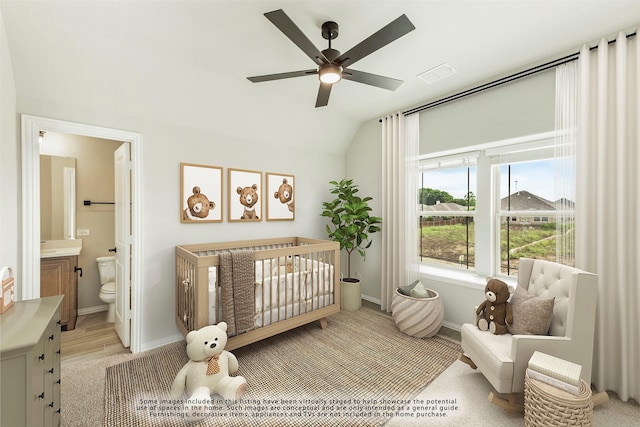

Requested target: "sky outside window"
[
  {"left": 501, "top": 159, "right": 574, "bottom": 201},
  {"left": 420, "top": 166, "right": 477, "bottom": 202}
]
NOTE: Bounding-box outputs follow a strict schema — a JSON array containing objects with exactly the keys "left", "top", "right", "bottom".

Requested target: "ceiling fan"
[{"left": 247, "top": 9, "right": 415, "bottom": 107}]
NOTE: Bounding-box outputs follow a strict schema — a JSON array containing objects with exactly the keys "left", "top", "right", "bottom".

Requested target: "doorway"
[{"left": 21, "top": 115, "right": 142, "bottom": 353}]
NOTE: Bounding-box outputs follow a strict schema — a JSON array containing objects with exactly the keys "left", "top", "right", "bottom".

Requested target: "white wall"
[
  {"left": 138, "top": 122, "right": 344, "bottom": 346},
  {"left": 2, "top": 0, "right": 347, "bottom": 348},
  {"left": 1, "top": 2, "right": 557, "bottom": 343},
  {"left": 346, "top": 70, "right": 556, "bottom": 328},
  {"left": 10, "top": 95, "right": 345, "bottom": 348},
  {"left": 344, "top": 119, "right": 383, "bottom": 300},
  {"left": 0, "top": 8, "right": 18, "bottom": 297}
]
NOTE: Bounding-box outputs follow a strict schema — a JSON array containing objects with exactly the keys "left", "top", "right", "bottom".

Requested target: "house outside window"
[{"left": 419, "top": 133, "right": 575, "bottom": 277}]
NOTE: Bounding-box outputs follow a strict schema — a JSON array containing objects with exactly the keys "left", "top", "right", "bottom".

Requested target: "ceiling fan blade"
[
  {"left": 264, "top": 9, "right": 328, "bottom": 66},
  {"left": 342, "top": 69, "right": 403, "bottom": 91},
  {"left": 315, "top": 82, "right": 332, "bottom": 107},
  {"left": 247, "top": 69, "right": 317, "bottom": 83},
  {"left": 335, "top": 14, "right": 415, "bottom": 68}
]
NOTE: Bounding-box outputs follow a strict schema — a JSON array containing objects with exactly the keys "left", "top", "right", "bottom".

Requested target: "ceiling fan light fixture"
[{"left": 319, "top": 64, "right": 342, "bottom": 84}]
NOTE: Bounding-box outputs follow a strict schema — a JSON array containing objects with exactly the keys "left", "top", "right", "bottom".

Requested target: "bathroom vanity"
[{"left": 40, "top": 241, "right": 82, "bottom": 330}]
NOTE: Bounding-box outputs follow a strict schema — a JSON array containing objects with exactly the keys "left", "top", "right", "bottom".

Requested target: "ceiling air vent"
[{"left": 417, "top": 63, "right": 457, "bottom": 84}]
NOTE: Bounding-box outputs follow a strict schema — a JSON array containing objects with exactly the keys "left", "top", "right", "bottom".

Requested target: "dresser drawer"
[{"left": 1, "top": 296, "right": 63, "bottom": 427}]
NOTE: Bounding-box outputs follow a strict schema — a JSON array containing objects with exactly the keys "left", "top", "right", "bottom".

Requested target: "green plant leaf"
[{"left": 320, "top": 179, "right": 382, "bottom": 277}]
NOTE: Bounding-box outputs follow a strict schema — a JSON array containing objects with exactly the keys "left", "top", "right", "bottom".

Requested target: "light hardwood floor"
[{"left": 61, "top": 311, "right": 129, "bottom": 367}]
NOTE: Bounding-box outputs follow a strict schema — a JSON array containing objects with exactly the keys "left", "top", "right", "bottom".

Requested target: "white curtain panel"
[
  {"left": 554, "top": 62, "right": 577, "bottom": 267},
  {"left": 576, "top": 31, "right": 639, "bottom": 402},
  {"left": 381, "top": 113, "right": 419, "bottom": 312}
]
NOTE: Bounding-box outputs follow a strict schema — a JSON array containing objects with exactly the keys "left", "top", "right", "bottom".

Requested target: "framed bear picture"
[
  {"left": 228, "top": 168, "right": 262, "bottom": 222},
  {"left": 266, "top": 172, "right": 295, "bottom": 221},
  {"left": 180, "top": 163, "right": 223, "bottom": 223}
]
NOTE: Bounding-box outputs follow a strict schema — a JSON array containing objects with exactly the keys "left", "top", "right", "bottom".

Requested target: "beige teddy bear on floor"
[{"left": 170, "top": 322, "right": 247, "bottom": 420}]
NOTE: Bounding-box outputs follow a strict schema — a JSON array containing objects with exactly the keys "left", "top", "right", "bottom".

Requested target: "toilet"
[{"left": 97, "top": 256, "right": 116, "bottom": 323}]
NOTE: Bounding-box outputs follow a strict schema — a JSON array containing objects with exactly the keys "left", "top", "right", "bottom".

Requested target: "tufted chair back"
[{"left": 517, "top": 258, "right": 577, "bottom": 337}]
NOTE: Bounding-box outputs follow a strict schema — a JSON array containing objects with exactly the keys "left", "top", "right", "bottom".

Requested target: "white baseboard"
[
  {"left": 78, "top": 305, "right": 108, "bottom": 316},
  {"left": 361, "top": 294, "right": 381, "bottom": 305},
  {"left": 139, "top": 334, "right": 185, "bottom": 353},
  {"left": 442, "top": 320, "right": 462, "bottom": 332}
]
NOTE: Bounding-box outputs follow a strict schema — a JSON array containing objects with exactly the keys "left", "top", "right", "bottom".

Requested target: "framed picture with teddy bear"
[
  {"left": 228, "top": 168, "right": 262, "bottom": 222},
  {"left": 180, "top": 163, "right": 223, "bottom": 223},
  {"left": 266, "top": 172, "right": 295, "bottom": 221}
]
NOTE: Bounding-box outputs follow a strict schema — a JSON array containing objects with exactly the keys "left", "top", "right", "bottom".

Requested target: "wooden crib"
[{"left": 175, "top": 237, "right": 340, "bottom": 350}]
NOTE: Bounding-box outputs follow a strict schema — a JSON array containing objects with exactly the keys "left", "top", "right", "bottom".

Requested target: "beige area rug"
[
  {"left": 386, "top": 359, "right": 640, "bottom": 427},
  {"left": 104, "top": 308, "right": 460, "bottom": 426}
]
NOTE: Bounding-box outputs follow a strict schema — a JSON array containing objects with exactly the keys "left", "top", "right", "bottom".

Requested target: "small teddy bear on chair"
[{"left": 476, "top": 278, "right": 514, "bottom": 335}]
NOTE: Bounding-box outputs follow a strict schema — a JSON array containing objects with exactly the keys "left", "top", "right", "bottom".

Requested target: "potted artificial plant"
[{"left": 321, "top": 179, "right": 382, "bottom": 311}]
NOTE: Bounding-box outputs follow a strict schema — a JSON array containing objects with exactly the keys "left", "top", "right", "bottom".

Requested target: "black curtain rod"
[
  {"left": 83, "top": 200, "right": 114, "bottom": 206},
  {"left": 402, "top": 52, "right": 578, "bottom": 116},
  {"left": 380, "top": 31, "right": 636, "bottom": 120}
]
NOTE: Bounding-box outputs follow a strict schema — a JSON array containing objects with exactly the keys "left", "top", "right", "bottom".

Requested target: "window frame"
[{"left": 418, "top": 131, "right": 573, "bottom": 283}]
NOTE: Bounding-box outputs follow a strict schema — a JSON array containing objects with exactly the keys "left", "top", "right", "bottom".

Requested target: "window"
[
  {"left": 419, "top": 133, "right": 575, "bottom": 277},
  {"left": 418, "top": 154, "right": 477, "bottom": 270},
  {"left": 494, "top": 145, "right": 575, "bottom": 276}
]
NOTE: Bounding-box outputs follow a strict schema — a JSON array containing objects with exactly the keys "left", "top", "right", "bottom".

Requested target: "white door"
[{"left": 114, "top": 143, "right": 131, "bottom": 347}]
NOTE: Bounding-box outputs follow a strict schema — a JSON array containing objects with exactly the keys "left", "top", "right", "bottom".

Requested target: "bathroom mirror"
[{"left": 40, "top": 155, "right": 76, "bottom": 240}]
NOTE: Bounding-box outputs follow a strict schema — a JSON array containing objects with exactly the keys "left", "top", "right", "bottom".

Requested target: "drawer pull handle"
[
  {"left": 57, "top": 349, "right": 61, "bottom": 355},
  {"left": 56, "top": 409, "right": 61, "bottom": 414},
  {"left": 38, "top": 392, "right": 45, "bottom": 399},
  {"left": 48, "top": 402, "right": 54, "bottom": 408},
  {"left": 56, "top": 379, "right": 61, "bottom": 385},
  {"left": 49, "top": 334, "right": 55, "bottom": 340},
  {"left": 57, "top": 320, "right": 61, "bottom": 325},
  {"left": 38, "top": 353, "right": 45, "bottom": 361},
  {"left": 48, "top": 368, "right": 54, "bottom": 374}
]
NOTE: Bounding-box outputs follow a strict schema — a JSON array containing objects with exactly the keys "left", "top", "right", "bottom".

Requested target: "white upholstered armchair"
[{"left": 458, "top": 258, "right": 608, "bottom": 411}]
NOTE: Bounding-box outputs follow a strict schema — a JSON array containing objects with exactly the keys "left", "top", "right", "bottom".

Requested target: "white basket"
[
  {"left": 391, "top": 288, "right": 444, "bottom": 338},
  {"left": 525, "top": 370, "right": 593, "bottom": 426}
]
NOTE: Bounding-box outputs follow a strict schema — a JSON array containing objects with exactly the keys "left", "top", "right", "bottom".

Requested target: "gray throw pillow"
[{"left": 507, "top": 286, "right": 555, "bottom": 335}]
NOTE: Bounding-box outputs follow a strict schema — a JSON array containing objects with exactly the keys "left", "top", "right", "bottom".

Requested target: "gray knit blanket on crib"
[{"left": 219, "top": 250, "right": 255, "bottom": 336}]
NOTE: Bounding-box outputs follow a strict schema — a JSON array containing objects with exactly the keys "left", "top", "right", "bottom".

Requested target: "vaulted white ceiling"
[{"left": 2, "top": 1, "right": 638, "bottom": 153}]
